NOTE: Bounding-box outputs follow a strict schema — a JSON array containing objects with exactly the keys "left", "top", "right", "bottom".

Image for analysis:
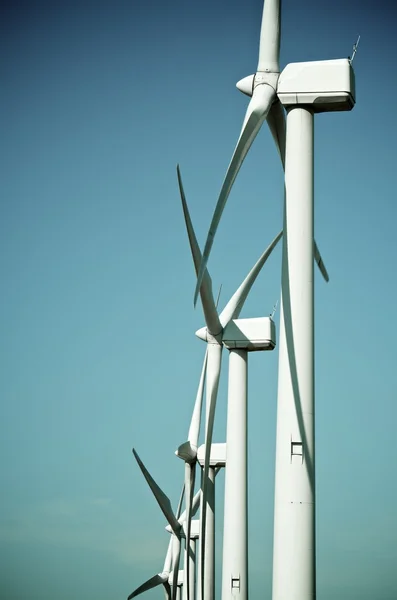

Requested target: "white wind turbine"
[
  {"left": 176, "top": 167, "right": 282, "bottom": 600},
  {"left": 130, "top": 456, "right": 186, "bottom": 600},
  {"left": 190, "top": 0, "right": 356, "bottom": 598},
  {"left": 274, "top": 54, "right": 354, "bottom": 600},
  {"left": 129, "top": 456, "right": 223, "bottom": 600}
]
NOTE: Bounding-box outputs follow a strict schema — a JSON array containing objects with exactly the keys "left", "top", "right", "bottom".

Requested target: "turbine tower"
[{"left": 222, "top": 317, "right": 278, "bottom": 600}]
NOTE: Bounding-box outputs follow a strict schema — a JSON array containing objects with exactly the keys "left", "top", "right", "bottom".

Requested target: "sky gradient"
[{"left": 1, "top": 0, "right": 397, "bottom": 599}]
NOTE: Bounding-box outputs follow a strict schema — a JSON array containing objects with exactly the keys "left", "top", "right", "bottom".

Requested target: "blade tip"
[{"left": 132, "top": 448, "right": 142, "bottom": 466}]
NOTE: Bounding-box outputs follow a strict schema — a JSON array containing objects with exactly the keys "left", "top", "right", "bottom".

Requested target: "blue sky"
[{"left": 1, "top": 0, "right": 397, "bottom": 598}]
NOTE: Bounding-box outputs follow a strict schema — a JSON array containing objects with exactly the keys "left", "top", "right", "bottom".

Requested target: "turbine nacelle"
[
  {"left": 197, "top": 443, "right": 227, "bottom": 467},
  {"left": 183, "top": 518, "right": 200, "bottom": 540},
  {"left": 166, "top": 570, "right": 184, "bottom": 587},
  {"left": 196, "top": 317, "right": 276, "bottom": 351},
  {"left": 165, "top": 524, "right": 186, "bottom": 538},
  {"left": 167, "top": 519, "right": 200, "bottom": 540},
  {"left": 277, "top": 58, "right": 355, "bottom": 112},
  {"left": 223, "top": 316, "right": 276, "bottom": 351}
]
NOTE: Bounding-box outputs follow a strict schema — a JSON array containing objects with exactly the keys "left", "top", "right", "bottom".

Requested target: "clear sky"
[{"left": 1, "top": 0, "right": 397, "bottom": 599}]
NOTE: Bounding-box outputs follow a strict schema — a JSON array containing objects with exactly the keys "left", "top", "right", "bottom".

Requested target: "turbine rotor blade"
[
  {"left": 132, "top": 449, "right": 181, "bottom": 537},
  {"left": 266, "top": 100, "right": 286, "bottom": 168},
  {"left": 219, "top": 230, "right": 283, "bottom": 327},
  {"left": 314, "top": 240, "right": 329, "bottom": 282},
  {"left": 187, "top": 350, "right": 208, "bottom": 448},
  {"left": 163, "top": 582, "right": 172, "bottom": 600},
  {"left": 194, "top": 84, "right": 276, "bottom": 306},
  {"left": 163, "top": 536, "right": 174, "bottom": 573},
  {"left": 257, "top": 0, "right": 281, "bottom": 72},
  {"left": 177, "top": 488, "right": 201, "bottom": 526},
  {"left": 175, "top": 484, "right": 185, "bottom": 520},
  {"left": 174, "top": 470, "right": 222, "bottom": 529},
  {"left": 176, "top": 165, "right": 203, "bottom": 277},
  {"left": 128, "top": 574, "right": 167, "bottom": 599},
  {"left": 177, "top": 166, "right": 222, "bottom": 335},
  {"left": 176, "top": 351, "right": 207, "bottom": 465}
]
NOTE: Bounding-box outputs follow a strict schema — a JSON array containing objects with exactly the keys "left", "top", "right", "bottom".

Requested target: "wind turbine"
[
  {"left": 129, "top": 460, "right": 220, "bottom": 600},
  {"left": 130, "top": 454, "right": 185, "bottom": 600},
  {"left": 271, "top": 55, "right": 355, "bottom": 598},
  {"left": 129, "top": 465, "right": 224, "bottom": 600},
  {"left": 176, "top": 167, "right": 282, "bottom": 600},
  {"left": 190, "top": 0, "right": 355, "bottom": 597}
]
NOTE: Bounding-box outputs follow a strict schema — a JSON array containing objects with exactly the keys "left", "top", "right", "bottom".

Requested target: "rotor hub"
[{"left": 254, "top": 70, "right": 279, "bottom": 92}]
